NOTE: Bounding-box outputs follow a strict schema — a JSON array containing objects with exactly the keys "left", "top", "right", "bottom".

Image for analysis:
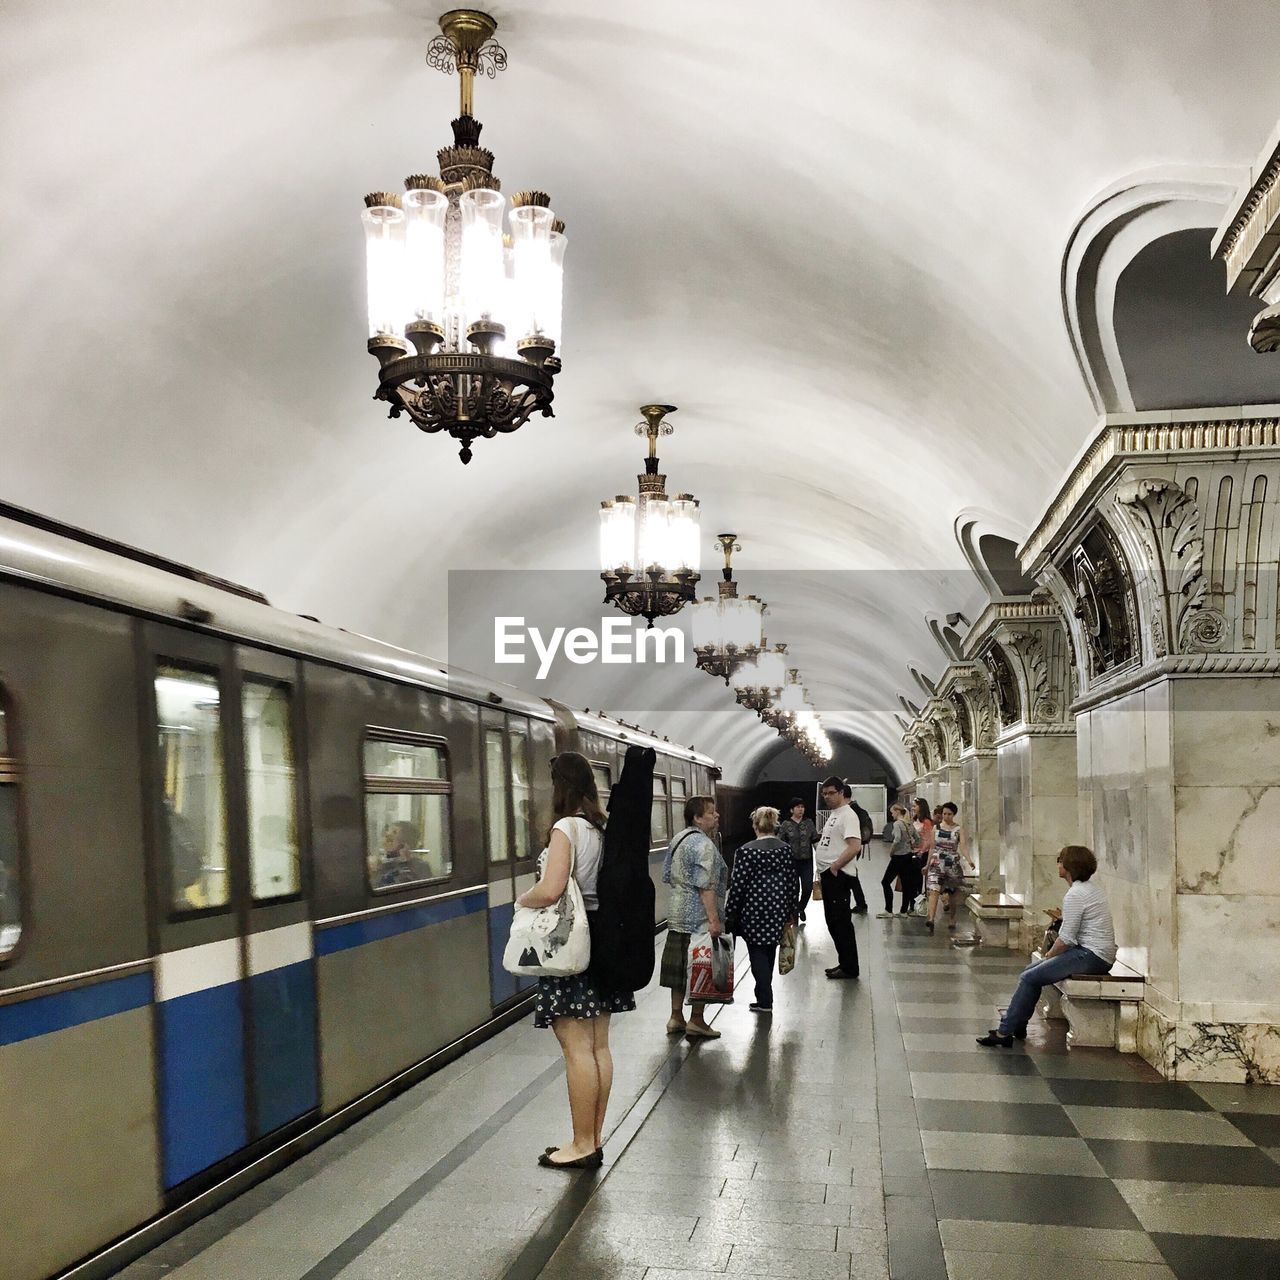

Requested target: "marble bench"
[
  {"left": 1034, "top": 948, "right": 1146, "bottom": 1053},
  {"left": 963, "top": 892, "right": 1025, "bottom": 948}
]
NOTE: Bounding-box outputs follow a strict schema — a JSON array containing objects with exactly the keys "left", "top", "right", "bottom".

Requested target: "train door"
[
  {"left": 480, "top": 710, "right": 537, "bottom": 1006},
  {"left": 140, "top": 626, "right": 318, "bottom": 1192}
]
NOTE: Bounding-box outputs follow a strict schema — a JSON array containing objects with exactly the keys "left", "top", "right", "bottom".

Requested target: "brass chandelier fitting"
[
  {"left": 361, "top": 9, "right": 565, "bottom": 463},
  {"left": 599, "top": 405, "right": 701, "bottom": 627},
  {"left": 689, "top": 535, "right": 766, "bottom": 683}
]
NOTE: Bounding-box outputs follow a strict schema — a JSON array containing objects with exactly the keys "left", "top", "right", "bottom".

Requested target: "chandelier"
[
  {"left": 729, "top": 643, "right": 787, "bottom": 713},
  {"left": 361, "top": 9, "right": 565, "bottom": 464},
  {"left": 690, "top": 535, "right": 766, "bottom": 683},
  {"left": 599, "top": 405, "right": 701, "bottom": 626}
]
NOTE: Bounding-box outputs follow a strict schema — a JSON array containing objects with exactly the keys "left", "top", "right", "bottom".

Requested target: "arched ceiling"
[{"left": 5, "top": 0, "right": 1280, "bottom": 783}]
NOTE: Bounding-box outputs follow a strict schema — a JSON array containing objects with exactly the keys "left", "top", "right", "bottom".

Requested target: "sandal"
[{"left": 665, "top": 1017, "right": 687, "bottom": 1035}]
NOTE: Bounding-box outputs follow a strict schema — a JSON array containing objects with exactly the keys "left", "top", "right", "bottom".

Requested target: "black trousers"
[
  {"left": 820, "top": 869, "right": 860, "bottom": 974},
  {"left": 794, "top": 860, "right": 814, "bottom": 918},
  {"left": 746, "top": 942, "right": 776, "bottom": 1007},
  {"left": 882, "top": 854, "right": 916, "bottom": 912}
]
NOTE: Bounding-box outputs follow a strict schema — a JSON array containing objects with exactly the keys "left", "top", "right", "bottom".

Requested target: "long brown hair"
[{"left": 548, "top": 751, "right": 606, "bottom": 843}]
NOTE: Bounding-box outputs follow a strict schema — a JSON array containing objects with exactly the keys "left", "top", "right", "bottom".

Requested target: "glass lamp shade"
[
  {"left": 403, "top": 187, "right": 447, "bottom": 327},
  {"left": 547, "top": 231, "right": 566, "bottom": 351},
  {"left": 778, "top": 679, "right": 807, "bottom": 714},
  {"left": 753, "top": 647, "right": 787, "bottom": 691},
  {"left": 362, "top": 203, "right": 406, "bottom": 337},
  {"left": 460, "top": 188, "right": 507, "bottom": 327},
  {"left": 690, "top": 598, "right": 720, "bottom": 649},
  {"left": 637, "top": 498, "right": 672, "bottom": 570},
  {"left": 722, "top": 595, "right": 764, "bottom": 652},
  {"left": 728, "top": 653, "right": 760, "bottom": 691},
  {"left": 668, "top": 496, "right": 700, "bottom": 572},
  {"left": 599, "top": 498, "right": 637, "bottom": 573},
  {"left": 509, "top": 203, "right": 555, "bottom": 343}
]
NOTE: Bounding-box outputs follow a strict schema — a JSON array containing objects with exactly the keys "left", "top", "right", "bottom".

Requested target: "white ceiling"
[{"left": 4, "top": 0, "right": 1279, "bottom": 782}]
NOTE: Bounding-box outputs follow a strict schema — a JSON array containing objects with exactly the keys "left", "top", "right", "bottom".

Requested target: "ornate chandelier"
[
  {"left": 361, "top": 9, "right": 565, "bottom": 463},
  {"left": 729, "top": 643, "right": 787, "bottom": 713},
  {"left": 690, "top": 535, "right": 766, "bottom": 683},
  {"left": 599, "top": 405, "right": 701, "bottom": 626}
]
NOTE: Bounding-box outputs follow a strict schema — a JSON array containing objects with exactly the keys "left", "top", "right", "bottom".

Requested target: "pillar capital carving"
[{"left": 1020, "top": 409, "right": 1280, "bottom": 709}]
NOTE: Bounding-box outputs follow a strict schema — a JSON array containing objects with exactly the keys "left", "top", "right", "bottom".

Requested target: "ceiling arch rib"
[{"left": 1060, "top": 167, "right": 1241, "bottom": 414}]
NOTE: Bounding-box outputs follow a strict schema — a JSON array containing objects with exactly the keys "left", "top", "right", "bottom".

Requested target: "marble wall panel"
[
  {"left": 1171, "top": 676, "right": 1280, "bottom": 789},
  {"left": 1137, "top": 1000, "right": 1175, "bottom": 1076},
  {"left": 1176, "top": 894, "right": 1280, "bottom": 1018},
  {"left": 1174, "top": 783, "right": 1280, "bottom": 896},
  {"left": 997, "top": 738, "right": 1031, "bottom": 906},
  {"left": 1029, "top": 735, "right": 1078, "bottom": 797},
  {"left": 1173, "top": 1021, "right": 1280, "bottom": 1085}
]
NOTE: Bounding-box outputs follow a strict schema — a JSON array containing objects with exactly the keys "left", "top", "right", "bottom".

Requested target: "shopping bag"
[
  {"left": 687, "top": 932, "right": 735, "bottom": 1002},
  {"left": 503, "top": 828, "right": 591, "bottom": 977},
  {"left": 810, "top": 877, "right": 823, "bottom": 903},
  {"left": 778, "top": 921, "right": 797, "bottom": 975}
]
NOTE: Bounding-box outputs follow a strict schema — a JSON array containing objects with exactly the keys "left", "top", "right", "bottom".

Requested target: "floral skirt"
[{"left": 533, "top": 971, "right": 635, "bottom": 1028}]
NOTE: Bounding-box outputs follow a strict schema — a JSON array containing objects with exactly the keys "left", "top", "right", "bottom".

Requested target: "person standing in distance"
[
  {"left": 846, "top": 798, "right": 872, "bottom": 913},
  {"left": 778, "top": 798, "right": 819, "bottom": 923},
  {"left": 816, "top": 777, "right": 862, "bottom": 979}
]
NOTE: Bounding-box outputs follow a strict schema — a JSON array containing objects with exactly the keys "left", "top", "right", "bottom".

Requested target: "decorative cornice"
[
  {"left": 1071, "top": 651, "right": 1280, "bottom": 714},
  {"left": 1213, "top": 129, "right": 1280, "bottom": 294},
  {"left": 962, "top": 597, "right": 1060, "bottom": 659},
  {"left": 1020, "top": 411, "right": 1280, "bottom": 575}
]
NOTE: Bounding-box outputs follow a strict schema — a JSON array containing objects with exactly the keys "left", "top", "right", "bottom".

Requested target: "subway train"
[{"left": 0, "top": 503, "right": 718, "bottom": 1280}]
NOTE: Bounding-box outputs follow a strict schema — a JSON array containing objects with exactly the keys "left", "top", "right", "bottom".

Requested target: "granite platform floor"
[{"left": 118, "top": 861, "right": 1280, "bottom": 1280}]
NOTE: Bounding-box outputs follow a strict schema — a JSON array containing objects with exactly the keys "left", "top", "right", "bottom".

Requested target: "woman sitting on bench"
[{"left": 977, "top": 845, "right": 1116, "bottom": 1048}]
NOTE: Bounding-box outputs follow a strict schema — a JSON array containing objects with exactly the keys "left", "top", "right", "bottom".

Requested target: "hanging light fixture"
[
  {"left": 690, "top": 535, "right": 766, "bottom": 684},
  {"left": 599, "top": 405, "right": 701, "bottom": 626},
  {"left": 361, "top": 9, "right": 566, "bottom": 464},
  {"left": 730, "top": 642, "right": 787, "bottom": 713}
]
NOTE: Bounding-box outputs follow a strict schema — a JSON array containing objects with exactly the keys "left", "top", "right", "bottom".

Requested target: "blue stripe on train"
[
  {"left": 158, "top": 980, "right": 248, "bottom": 1189},
  {"left": 250, "top": 959, "right": 319, "bottom": 1136},
  {"left": 315, "top": 891, "right": 487, "bottom": 956},
  {"left": 489, "top": 900, "right": 516, "bottom": 1005},
  {"left": 0, "top": 971, "right": 152, "bottom": 1047}
]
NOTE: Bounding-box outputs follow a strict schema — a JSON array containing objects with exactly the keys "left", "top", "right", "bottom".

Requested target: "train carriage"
[{"left": 0, "top": 504, "right": 716, "bottom": 1280}]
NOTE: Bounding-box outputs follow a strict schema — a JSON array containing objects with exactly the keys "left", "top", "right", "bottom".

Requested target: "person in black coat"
[{"left": 724, "top": 806, "right": 801, "bottom": 1012}]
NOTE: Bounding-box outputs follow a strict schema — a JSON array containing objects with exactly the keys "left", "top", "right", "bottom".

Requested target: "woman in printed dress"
[
  {"left": 923, "top": 801, "right": 973, "bottom": 934},
  {"left": 724, "top": 807, "right": 802, "bottom": 1012},
  {"left": 518, "top": 752, "right": 634, "bottom": 1169}
]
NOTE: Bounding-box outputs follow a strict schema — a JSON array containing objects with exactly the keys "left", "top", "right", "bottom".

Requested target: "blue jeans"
[{"left": 999, "top": 946, "right": 1112, "bottom": 1036}]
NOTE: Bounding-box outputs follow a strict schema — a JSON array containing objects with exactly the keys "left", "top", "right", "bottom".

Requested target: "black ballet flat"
[{"left": 538, "top": 1148, "right": 604, "bottom": 1169}]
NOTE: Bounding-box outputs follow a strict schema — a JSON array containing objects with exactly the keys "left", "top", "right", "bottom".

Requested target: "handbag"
[
  {"left": 502, "top": 820, "right": 592, "bottom": 977},
  {"left": 687, "top": 932, "right": 735, "bottom": 1002},
  {"left": 778, "top": 920, "right": 797, "bottom": 975},
  {"left": 811, "top": 877, "right": 823, "bottom": 903}
]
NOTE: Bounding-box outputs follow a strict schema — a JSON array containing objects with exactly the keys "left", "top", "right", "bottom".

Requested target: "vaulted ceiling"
[{"left": 5, "top": 0, "right": 1280, "bottom": 782}]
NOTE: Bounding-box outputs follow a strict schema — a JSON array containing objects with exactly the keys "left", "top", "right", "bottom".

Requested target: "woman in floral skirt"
[{"left": 518, "top": 752, "right": 634, "bottom": 1169}]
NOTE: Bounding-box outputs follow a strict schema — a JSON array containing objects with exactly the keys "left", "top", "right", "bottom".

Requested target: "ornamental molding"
[
  {"left": 961, "top": 597, "right": 1061, "bottom": 660},
  {"left": 1113, "top": 478, "right": 1227, "bottom": 657},
  {"left": 1020, "top": 411, "right": 1280, "bottom": 575},
  {"left": 1071, "top": 652, "right": 1280, "bottom": 714},
  {"left": 994, "top": 723, "right": 1077, "bottom": 747}
]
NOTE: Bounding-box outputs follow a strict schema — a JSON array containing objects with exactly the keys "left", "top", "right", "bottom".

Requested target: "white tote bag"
[{"left": 502, "top": 819, "right": 592, "bottom": 977}]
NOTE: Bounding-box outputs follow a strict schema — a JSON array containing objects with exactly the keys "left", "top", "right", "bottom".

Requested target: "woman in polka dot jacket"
[{"left": 725, "top": 806, "right": 803, "bottom": 1012}]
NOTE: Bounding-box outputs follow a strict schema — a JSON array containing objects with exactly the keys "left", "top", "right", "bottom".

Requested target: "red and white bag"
[{"left": 686, "top": 932, "right": 735, "bottom": 1003}]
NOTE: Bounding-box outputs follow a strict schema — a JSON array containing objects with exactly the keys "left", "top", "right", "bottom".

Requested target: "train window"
[
  {"left": 669, "top": 774, "right": 687, "bottom": 836},
  {"left": 508, "top": 722, "right": 531, "bottom": 861},
  {"left": 0, "top": 697, "right": 21, "bottom": 957},
  {"left": 484, "top": 727, "right": 510, "bottom": 862},
  {"left": 156, "top": 665, "right": 230, "bottom": 912},
  {"left": 364, "top": 735, "right": 452, "bottom": 891},
  {"left": 591, "top": 762, "right": 611, "bottom": 805},
  {"left": 652, "top": 773, "right": 670, "bottom": 843},
  {"left": 243, "top": 679, "right": 300, "bottom": 900}
]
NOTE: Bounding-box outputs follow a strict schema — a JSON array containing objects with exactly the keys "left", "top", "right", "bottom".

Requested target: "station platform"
[{"left": 118, "top": 864, "right": 1280, "bottom": 1280}]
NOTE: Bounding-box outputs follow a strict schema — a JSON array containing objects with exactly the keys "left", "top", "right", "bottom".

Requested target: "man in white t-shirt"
[{"left": 816, "top": 777, "right": 862, "bottom": 979}]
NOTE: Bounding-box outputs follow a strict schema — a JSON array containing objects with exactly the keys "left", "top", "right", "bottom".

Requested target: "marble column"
[
  {"left": 961, "top": 600, "right": 1079, "bottom": 948},
  {"left": 1022, "top": 408, "right": 1280, "bottom": 1082}
]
